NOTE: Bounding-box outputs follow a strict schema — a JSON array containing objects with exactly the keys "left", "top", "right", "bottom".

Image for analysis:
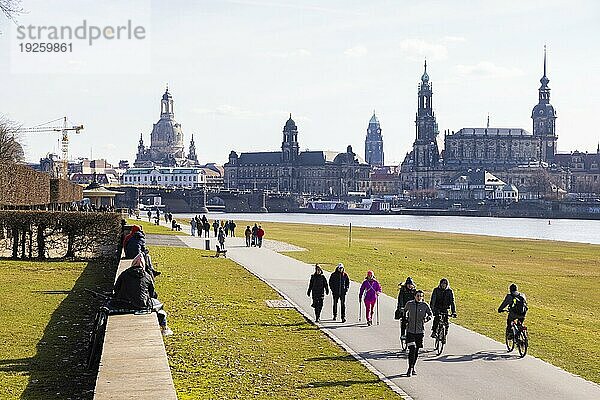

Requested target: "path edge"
[{"left": 229, "top": 255, "right": 413, "bottom": 400}]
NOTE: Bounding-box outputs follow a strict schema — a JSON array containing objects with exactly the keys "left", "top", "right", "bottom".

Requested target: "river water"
[{"left": 174, "top": 212, "right": 600, "bottom": 245}]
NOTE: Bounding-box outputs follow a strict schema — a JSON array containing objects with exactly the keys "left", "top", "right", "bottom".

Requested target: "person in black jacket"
[
  {"left": 397, "top": 277, "right": 417, "bottom": 340},
  {"left": 307, "top": 264, "right": 329, "bottom": 322},
  {"left": 329, "top": 263, "right": 350, "bottom": 322},
  {"left": 430, "top": 278, "right": 457, "bottom": 338},
  {"left": 124, "top": 229, "right": 161, "bottom": 277},
  {"left": 113, "top": 254, "right": 172, "bottom": 335}
]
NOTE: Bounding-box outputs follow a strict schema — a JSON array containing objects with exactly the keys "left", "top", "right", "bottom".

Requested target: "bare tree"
[
  {"left": 0, "top": 116, "right": 24, "bottom": 163},
  {"left": 0, "top": 0, "right": 24, "bottom": 22}
]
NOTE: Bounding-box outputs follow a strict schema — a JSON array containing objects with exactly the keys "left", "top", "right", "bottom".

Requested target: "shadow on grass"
[
  {"left": 299, "top": 378, "right": 381, "bottom": 389},
  {"left": 3, "top": 258, "right": 116, "bottom": 400}
]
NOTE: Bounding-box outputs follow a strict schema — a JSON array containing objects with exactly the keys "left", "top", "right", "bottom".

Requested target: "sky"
[{"left": 1, "top": 0, "right": 599, "bottom": 166}]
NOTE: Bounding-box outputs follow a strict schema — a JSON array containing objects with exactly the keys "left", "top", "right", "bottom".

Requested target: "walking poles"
[
  {"left": 358, "top": 296, "right": 362, "bottom": 321},
  {"left": 376, "top": 295, "right": 380, "bottom": 325}
]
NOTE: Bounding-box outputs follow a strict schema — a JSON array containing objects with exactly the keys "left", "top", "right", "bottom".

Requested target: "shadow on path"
[
  {"left": 299, "top": 378, "right": 382, "bottom": 389},
  {"left": 423, "top": 350, "right": 516, "bottom": 363},
  {"left": 2, "top": 259, "right": 116, "bottom": 399}
]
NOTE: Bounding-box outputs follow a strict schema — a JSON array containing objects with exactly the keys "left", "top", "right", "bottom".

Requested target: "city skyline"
[{"left": 1, "top": 0, "right": 599, "bottom": 165}]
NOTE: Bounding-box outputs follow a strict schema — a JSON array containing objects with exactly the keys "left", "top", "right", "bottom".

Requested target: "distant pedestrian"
[
  {"left": 329, "top": 263, "right": 350, "bottom": 322},
  {"left": 224, "top": 221, "right": 230, "bottom": 237},
  {"left": 307, "top": 264, "right": 329, "bottom": 322},
  {"left": 203, "top": 221, "right": 210, "bottom": 237},
  {"left": 147, "top": 210, "right": 152, "bottom": 222},
  {"left": 251, "top": 223, "right": 258, "bottom": 246},
  {"left": 217, "top": 227, "right": 225, "bottom": 249},
  {"left": 244, "top": 226, "right": 252, "bottom": 247},
  {"left": 359, "top": 270, "right": 381, "bottom": 326},
  {"left": 256, "top": 225, "right": 265, "bottom": 248},
  {"left": 229, "top": 220, "right": 236, "bottom": 237},
  {"left": 404, "top": 290, "right": 432, "bottom": 376},
  {"left": 190, "top": 218, "right": 197, "bottom": 236},
  {"left": 213, "top": 220, "right": 219, "bottom": 237}
]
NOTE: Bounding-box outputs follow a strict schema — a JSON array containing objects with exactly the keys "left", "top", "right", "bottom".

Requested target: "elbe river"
[{"left": 174, "top": 212, "right": 600, "bottom": 245}]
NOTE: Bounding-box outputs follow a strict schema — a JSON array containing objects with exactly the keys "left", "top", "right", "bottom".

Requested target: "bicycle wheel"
[
  {"left": 517, "top": 330, "right": 528, "bottom": 358},
  {"left": 436, "top": 325, "right": 445, "bottom": 355},
  {"left": 505, "top": 329, "right": 515, "bottom": 352},
  {"left": 87, "top": 310, "right": 108, "bottom": 369}
]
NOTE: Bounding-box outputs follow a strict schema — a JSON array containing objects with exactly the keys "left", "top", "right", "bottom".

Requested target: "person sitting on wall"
[
  {"left": 113, "top": 254, "right": 173, "bottom": 336},
  {"left": 124, "top": 226, "right": 161, "bottom": 277}
]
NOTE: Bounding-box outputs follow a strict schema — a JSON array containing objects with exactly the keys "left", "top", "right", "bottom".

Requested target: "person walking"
[
  {"left": 213, "top": 220, "right": 219, "bottom": 237},
  {"left": 251, "top": 223, "right": 258, "bottom": 246},
  {"left": 229, "top": 220, "right": 236, "bottom": 237},
  {"left": 224, "top": 220, "right": 230, "bottom": 237},
  {"left": 404, "top": 290, "right": 433, "bottom": 376},
  {"left": 329, "top": 263, "right": 350, "bottom": 322},
  {"left": 307, "top": 264, "right": 329, "bottom": 322},
  {"left": 256, "top": 225, "right": 265, "bottom": 248},
  {"left": 430, "top": 278, "right": 457, "bottom": 338},
  {"left": 244, "top": 225, "right": 252, "bottom": 247},
  {"left": 190, "top": 217, "right": 197, "bottom": 236},
  {"left": 397, "top": 277, "right": 417, "bottom": 340},
  {"left": 204, "top": 220, "right": 210, "bottom": 237},
  {"left": 217, "top": 227, "right": 225, "bottom": 250},
  {"left": 359, "top": 270, "right": 381, "bottom": 326}
]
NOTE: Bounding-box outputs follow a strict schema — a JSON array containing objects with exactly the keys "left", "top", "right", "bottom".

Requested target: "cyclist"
[
  {"left": 396, "top": 277, "right": 416, "bottom": 340},
  {"left": 430, "top": 278, "right": 457, "bottom": 338},
  {"left": 404, "top": 290, "right": 432, "bottom": 376},
  {"left": 497, "top": 283, "right": 528, "bottom": 338}
]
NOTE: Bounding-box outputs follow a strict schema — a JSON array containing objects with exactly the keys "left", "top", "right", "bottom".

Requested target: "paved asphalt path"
[{"left": 148, "top": 226, "right": 600, "bottom": 400}]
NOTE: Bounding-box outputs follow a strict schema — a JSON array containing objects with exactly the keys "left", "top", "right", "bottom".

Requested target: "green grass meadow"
[
  {"left": 248, "top": 221, "right": 600, "bottom": 384},
  {"left": 151, "top": 245, "right": 401, "bottom": 399},
  {"left": 0, "top": 259, "right": 114, "bottom": 399}
]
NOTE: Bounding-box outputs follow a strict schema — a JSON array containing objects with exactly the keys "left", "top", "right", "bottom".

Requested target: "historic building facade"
[
  {"left": 400, "top": 48, "right": 598, "bottom": 196},
  {"left": 224, "top": 115, "right": 371, "bottom": 195},
  {"left": 134, "top": 87, "right": 198, "bottom": 167},
  {"left": 364, "top": 112, "right": 384, "bottom": 166}
]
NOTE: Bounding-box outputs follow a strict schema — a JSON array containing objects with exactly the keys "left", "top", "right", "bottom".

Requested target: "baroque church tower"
[
  {"left": 281, "top": 114, "right": 300, "bottom": 164},
  {"left": 412, "top": 60, "right": 440, "bottom": 189},
  {"left": 532, "top": 46, "right": 557, "bottom": 163},
  {"left": 365, "top": 112, "right": 384, "bottom": 166}
]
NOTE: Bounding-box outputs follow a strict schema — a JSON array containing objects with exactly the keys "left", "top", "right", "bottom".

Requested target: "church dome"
[{"left": 531, "top": 102, "right": 556, "bottom": 118}]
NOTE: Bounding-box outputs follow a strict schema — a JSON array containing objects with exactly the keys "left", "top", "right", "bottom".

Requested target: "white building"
[{"left": 122, "top": 166, "right": 207, "bottom": 188}]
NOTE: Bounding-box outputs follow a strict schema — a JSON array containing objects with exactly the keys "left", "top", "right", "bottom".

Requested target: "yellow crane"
[{"left": 18, "top": 117, "right": 84, "bottom": 179}]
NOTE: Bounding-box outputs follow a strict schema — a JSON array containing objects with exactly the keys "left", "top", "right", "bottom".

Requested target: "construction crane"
[{"left": 18, "top": 117, "right": 84, "bottom": 179}]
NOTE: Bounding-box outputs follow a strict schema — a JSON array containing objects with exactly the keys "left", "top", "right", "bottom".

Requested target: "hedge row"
[
  {"left": 0, "top": 162, "right": 82, "bottom": 207},
  {"left": 50, "top": 178, "right": 83, "bottom": 204},
  {"left": 0, "top": 162, "right": 50, "bottom": 206},
  {"left": 0, "top": 211, "right": 122, "bottom": 259}
]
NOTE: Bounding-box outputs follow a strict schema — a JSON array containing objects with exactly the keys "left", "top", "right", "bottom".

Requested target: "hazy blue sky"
[{"left": 1, "top": 0, "right": 599, "bottom": 165}]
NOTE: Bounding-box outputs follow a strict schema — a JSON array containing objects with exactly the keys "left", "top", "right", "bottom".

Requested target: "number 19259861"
[{"left": 19, "top": 42, "right": 73, "bottom": 52}]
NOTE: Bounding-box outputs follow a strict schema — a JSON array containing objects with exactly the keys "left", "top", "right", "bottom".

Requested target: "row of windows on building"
[
  {"left": 235, "top": 169, "right": 363, "bottom": 179},
  {"left": 122, "top": 175, "right": 202, "bottom": 183}
]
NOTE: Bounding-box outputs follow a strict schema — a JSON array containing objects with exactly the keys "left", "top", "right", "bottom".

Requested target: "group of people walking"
[
  {"left": 244, "top": 223, "right": 265, "bottom": 247},
  {"left": 306, "top": 265, "right": 527, "bottom": 377}
]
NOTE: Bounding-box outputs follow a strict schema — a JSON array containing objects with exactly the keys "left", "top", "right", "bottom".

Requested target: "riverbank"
[
  {"left": 174, "top": 212, "right": 600, "bottom": 245},
  {"left": 232, "top": 220, "right": 600, "bottom": 384}
]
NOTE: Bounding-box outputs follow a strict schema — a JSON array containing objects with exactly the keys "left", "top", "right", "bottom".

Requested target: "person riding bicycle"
[
  {"left": 430, "top": 278, "right": 456, "bottom": 338},
  {"left": 113, "top": 254, "right": 173, "bottom": 336},
  {"left": 497, "top": 283, "right": 527, "bottom": 338},
  {"left": 396, "top": 277, "right": 417, "bottom": 340}
]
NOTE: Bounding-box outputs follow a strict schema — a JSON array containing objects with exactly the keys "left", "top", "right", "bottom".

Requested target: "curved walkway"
[{"left": 152, "top": 228, "right": 600, "bottom": 400}]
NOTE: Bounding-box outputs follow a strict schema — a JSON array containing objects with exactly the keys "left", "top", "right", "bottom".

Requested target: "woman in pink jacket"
[{"left": 359, "top": 270, "right": 382, "bottom": 326}]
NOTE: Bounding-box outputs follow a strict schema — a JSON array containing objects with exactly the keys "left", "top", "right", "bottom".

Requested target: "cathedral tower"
[
  {"left": 365, "top": 112, "right": 384, "bottom": 166},
  {"left": 281, "top": 114, "right": 300, "bottom": 164},
  {"left": 532, "top": 46, "right": 557, "bottom": 163}
]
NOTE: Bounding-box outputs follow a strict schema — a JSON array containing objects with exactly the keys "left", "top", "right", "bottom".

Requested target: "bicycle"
[
  {"left": 398, "top": 312, "right": 408, "bottom": 351},
  {"left": 85, "top": 289, "right": 150, "bottom": 369},
  {"left": 502, "top": 311, "right": 529, "bottom": 358},
  {"left": 433, "top": 312, "right": 455, "bottom": 355}
]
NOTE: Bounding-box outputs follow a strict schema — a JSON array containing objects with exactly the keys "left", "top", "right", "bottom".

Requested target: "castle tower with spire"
[
  {"left": 187, "top": 134, "right": 198, "bottom": 165},
  {"left": 281, "top": 114, "right": 300, "bottom": 164},
  {"left": 412, "top": 60, "right": 440, "bottom": 189},
  {"left": 365, "top": 111, "right": 384, "bottom": 166},
  {"left": 532, "top": 46, "right": 558, "bottom": 163}
]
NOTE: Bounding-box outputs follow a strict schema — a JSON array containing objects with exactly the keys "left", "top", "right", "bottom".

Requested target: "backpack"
[{"left": 511, "top": 294, "right": 528, "bottom": 315}]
